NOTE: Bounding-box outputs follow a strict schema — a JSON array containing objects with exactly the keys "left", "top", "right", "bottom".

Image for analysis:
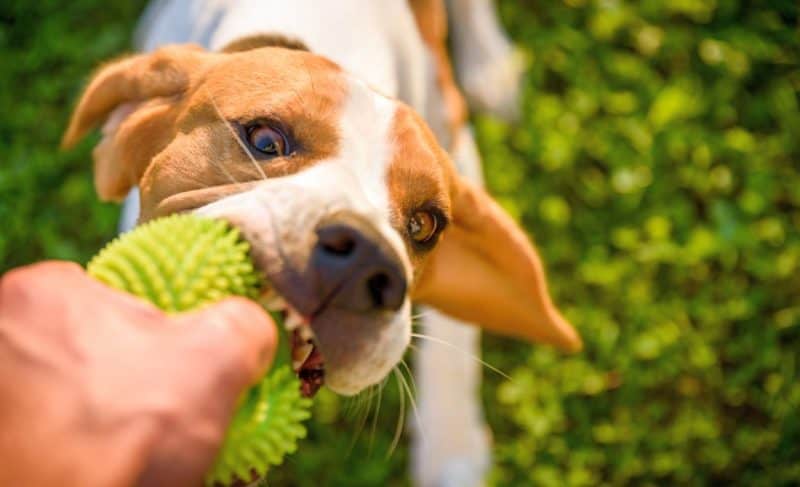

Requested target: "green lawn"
[{"left": 1, "top": 0, "right": 798, "bottom": 485}]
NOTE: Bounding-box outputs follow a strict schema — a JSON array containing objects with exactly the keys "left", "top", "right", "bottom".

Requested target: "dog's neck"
[{"left": 137, "top": 0, "right": 431, "bottom": 114}]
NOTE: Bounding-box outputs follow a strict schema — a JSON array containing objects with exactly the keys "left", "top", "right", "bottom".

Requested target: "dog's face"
[{"left": 63, "top": 43, "right": 581, "bottom": 396}]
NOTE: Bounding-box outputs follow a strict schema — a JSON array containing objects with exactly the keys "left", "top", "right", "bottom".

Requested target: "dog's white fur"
[
  {"left": 124, "top": 1, "right": 523, "bottom": 485},
  {"left": 198, "top": 76, "right": 414, "bottom": 394}
]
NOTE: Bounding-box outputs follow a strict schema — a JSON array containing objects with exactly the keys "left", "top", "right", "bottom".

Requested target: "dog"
[{"left": 62, "top": 1, "right": 582, "bottom": 484}]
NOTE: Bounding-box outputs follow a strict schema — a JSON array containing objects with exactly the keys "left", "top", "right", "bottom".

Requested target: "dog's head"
[{"left": 63, "top": 41, "right": 581, "bottom": 396}]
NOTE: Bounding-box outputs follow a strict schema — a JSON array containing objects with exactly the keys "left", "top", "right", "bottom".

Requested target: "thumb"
[{"left": 174, "top": 297, "right": 278, "bottom": 391}]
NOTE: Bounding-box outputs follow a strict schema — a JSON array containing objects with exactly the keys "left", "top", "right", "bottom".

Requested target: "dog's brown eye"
[
  {"left": 247, "top": 125, "right": 286, "bottom": 156},
  {"left": 408, "top": 210, "right": 438, "bottom": 244}
]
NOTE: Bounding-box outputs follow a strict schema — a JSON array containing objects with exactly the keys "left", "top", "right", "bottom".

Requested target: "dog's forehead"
[
  {"left": 387, "top": 104, "right": 452, "bottom": 219},
  {"left": 213, "top": 47, "right": 343, "bottom": 84},
  {"left": 334, "top": 76, "right": 452, "bottom": 218},
  {"left": 202, "top": 48, "right": 348, "bottom": 120}
]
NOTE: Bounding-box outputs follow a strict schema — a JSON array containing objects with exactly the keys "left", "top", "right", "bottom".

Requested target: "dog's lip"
[{"left": 156, "top": 182, "right": 260, "bottom": 217}]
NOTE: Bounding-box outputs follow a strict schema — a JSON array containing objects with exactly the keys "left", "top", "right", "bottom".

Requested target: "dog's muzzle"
[{"left": 312, "top": 212, "right": 407, "bottom": 314}]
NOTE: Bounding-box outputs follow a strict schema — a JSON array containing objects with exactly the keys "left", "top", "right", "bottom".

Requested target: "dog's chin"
[
  {"left": 310, "top": 304, "right": 412, "bottom": 396},
  {"left": 258, "top": 281, "right": 412, "bottom": 398}
]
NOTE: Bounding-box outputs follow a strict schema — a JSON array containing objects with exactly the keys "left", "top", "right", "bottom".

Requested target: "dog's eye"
[
  {"left": 246, "top": 124, "right": 287, "bottom": 156},
  {"left": 408, "top": 210, "right": 438, "bottom": 244}
]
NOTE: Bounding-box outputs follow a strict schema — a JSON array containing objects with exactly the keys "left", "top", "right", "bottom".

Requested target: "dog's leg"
[
  {"left": 446, "top": 0, "right": 524, "bottom": 121},
  {"left": 412, "top": 126, "right": 491, "bottom": 487},
  {"left": 413, "top": 308, "right": 491, "bottom": 487}
]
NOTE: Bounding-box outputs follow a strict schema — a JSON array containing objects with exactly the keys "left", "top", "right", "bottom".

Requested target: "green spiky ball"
[{"left": 87, "top": 214, "right": 311, "bottom": 486}]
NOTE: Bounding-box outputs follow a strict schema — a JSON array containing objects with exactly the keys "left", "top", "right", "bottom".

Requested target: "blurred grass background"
[{"left": 1, "top": 0, "right": 798, "bottom": 485}]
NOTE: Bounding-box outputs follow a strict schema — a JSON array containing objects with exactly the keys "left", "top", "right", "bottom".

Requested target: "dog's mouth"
[{"left": 262, "top": 291, "right": 325, "bottom": 398}]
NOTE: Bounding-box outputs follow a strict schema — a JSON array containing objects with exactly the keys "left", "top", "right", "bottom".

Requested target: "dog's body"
[{"left": 64, "top": 1, "right": 581, "bottom": 485}]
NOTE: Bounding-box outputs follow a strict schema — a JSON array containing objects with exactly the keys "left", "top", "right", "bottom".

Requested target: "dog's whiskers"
[
  {"left": 398, "top": 358, "right": 417, "bottom": 397},
  {"left": 396, "top": 362, "right": 425, "bottom": 447},
  {"left": 410, "top": 332, "right": 511, "bottom": 380},
  {"left": 345, "top": 384, "right": 381, "bottom": 456},
  {"left": 343, "top": 387, "right": 368, "bottom": 419},
  {"left": 387, "top": 368, "right": 406, "bottom": 458},
  {"left": 410, "top": 310, "right": 433, "bottom": 323},
  {"left": 368, "top": 376, "right": 388, "bottom": 453},
  {"left": 356, "top": 385, "right": 376, "bottom": 438},
  {"left": 207, "top": 88, "right": 269, "bottom": 182},
  {"left": 192, "top": 94, "right": 243, "bottom": 188}
]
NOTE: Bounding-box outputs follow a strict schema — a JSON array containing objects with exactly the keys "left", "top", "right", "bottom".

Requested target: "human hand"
[{"left": 0, "top": 261, "right": 277, "bottom": 487}]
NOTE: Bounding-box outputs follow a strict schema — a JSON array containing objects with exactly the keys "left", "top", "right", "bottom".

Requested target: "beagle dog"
[{"left": 63, "top": 1, "right": 581, "bottom": 485}]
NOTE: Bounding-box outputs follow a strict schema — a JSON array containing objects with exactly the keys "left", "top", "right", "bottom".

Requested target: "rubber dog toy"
[{"left": 87, "top": 214, "right": 311, "bottom": 486}]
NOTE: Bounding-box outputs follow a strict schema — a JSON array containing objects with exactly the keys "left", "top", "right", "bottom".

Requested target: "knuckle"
[
  {"left": 181, "top": 298, "right": 275, "bottom": 387},
  {"left": 186, "top": 316, "right": 251, "bottom": 375}
]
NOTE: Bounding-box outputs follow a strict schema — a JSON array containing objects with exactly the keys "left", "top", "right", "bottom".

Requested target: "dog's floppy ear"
[
  {"left": 62, "top": 44, "right": 206, "bottom": 201},
  {"left": 413, "top": 179, "right": 582, "bottom": 352}
]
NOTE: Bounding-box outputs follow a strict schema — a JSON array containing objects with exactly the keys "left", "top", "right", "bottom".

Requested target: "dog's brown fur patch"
[{"left": 220, "top": 33, "right": 310, "bottom": 53}]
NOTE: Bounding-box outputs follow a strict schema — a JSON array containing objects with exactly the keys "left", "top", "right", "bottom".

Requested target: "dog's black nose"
[{"left": 313, "top": 215, "right": 406, "bottom": 312}]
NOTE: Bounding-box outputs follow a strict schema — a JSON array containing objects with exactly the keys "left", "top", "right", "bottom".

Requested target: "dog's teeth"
[
  {"left": 292, "top": 341, "right": 314, "bottom": 370},
  {"left": 284, "top": 310, "right": 304, "bottom": 331},
  {"left": 298, "top": 322, "right": 315, "bottom": 342}
]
